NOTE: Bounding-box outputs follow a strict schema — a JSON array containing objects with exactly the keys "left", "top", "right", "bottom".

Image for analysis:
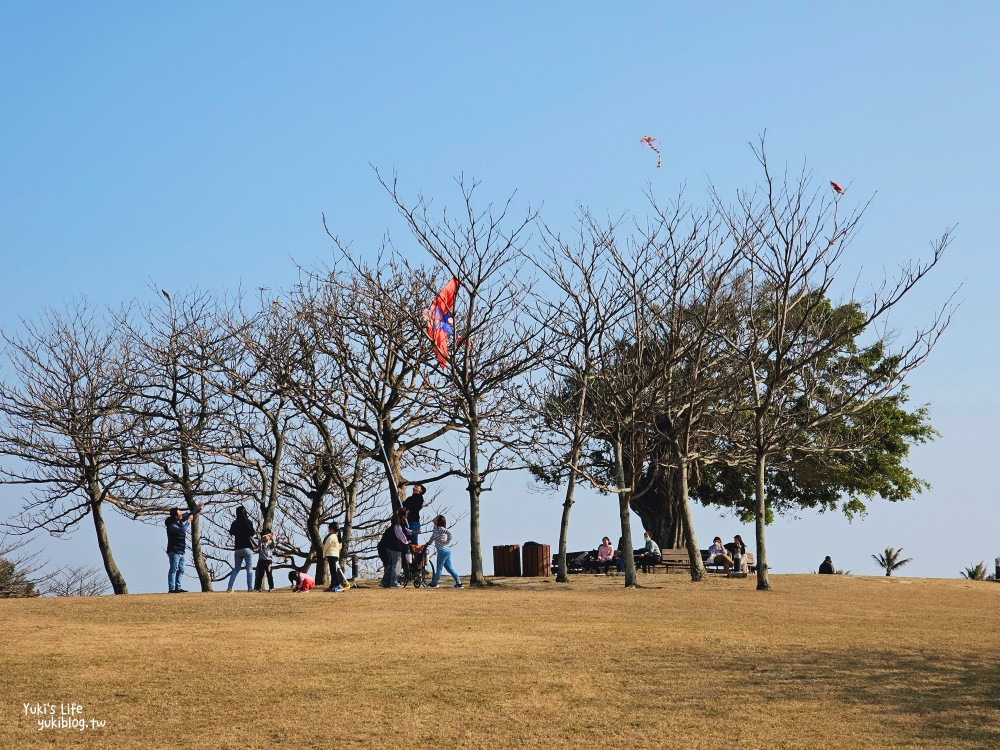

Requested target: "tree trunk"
[
  {"left": 556, "top": 378, "right": 589, "bottom": 583},
  {"left": 90, "top": 497, "right": 127, "bottom": 595},
  {"left": 555, "top": 474, "right": 576, "bottom": 583},
  {"left": 468, "top": 416, "right": 485, "bottom": 587},
  {"left": 630, "top": 467, "right": 682, "bottom": 550},
  {"left": 262, "top": 428, "right": 284, "bottom": 532},
  {"left": 188, "top": 512, "right": 213, "bottom": 591},
  {"left": 179, "top": 440, "right": 212, "bottom": 591},
  {"left": 340, "top": 455, "right": 362, "bottom": 567},
  {"left": 378, "top": 422, "right": 404, "bottom": 513},
  {"left": 307, "top": 495, "right": 326, "bottom": 586},
  {"left": 677, "top": 461, "right": 706, "bottom": 582},
  {"left": 614, "top": 437, "right": 637, "bottom": 588},
  {"left": 754, "top": 451, "right": 770, "bottom": 591}
]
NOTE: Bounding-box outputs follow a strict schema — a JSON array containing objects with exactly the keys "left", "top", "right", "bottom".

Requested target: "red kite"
[
  {"left": 424, "top": 278, "right": 458, "bottom": 368},
  {"left": 640, "top": 135, "right": 662, "bottom": 169}
]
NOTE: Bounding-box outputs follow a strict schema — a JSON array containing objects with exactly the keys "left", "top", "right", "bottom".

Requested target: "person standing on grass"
[
  {"left": 379, "top": 508, "right": 410, "bottom": 588},
  {"left": 423, "top": 515, "right": 463, "bottom": 589},
  {"left": 165, "top": 503, "right": 204, "bottom": 593},
  {"left": 323, "top": 521, "right": 349, "bottom": 592},
  {"left": 254, "top": 529, "right": 276, "bottom": 591},
  {"left": 226, "top": 506, "right": 256, "bottom": 592},
  {"left": 402, "top": 483, "right": 427, "bottom": 545}
]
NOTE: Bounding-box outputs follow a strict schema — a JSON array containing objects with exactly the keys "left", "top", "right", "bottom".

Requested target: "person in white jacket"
[{"left": 322, "top": 522, "right": 350, "bottom": 592}]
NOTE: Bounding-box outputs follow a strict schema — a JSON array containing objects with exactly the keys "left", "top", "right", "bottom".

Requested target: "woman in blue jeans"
[
  {"left": 226, "top": 506, "right": 256, "bottom": 591},
  {"left": 424, "top": 515, "right": 463, "bottom": 588}
]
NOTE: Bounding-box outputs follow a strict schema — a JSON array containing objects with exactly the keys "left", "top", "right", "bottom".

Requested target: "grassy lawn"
[{"left": 2, "top": 574, "right": 998, "bottom": 749}]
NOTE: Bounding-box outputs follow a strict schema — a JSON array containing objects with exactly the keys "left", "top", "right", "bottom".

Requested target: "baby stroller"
[{"left": 399, "top": 544, "right": 433, "bottom": 588}]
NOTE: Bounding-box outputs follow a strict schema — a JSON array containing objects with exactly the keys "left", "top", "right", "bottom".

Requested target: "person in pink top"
[
  {"left": 596, "top": 537, "right": 615, "bottom": 575},
  {"left": 288, "top": 570, "right": 315, "bottom": 592}
]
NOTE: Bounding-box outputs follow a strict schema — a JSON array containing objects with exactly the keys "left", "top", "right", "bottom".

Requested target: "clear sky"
[{"left": 2, "top": 3, "right": 997, "bottom": 592}]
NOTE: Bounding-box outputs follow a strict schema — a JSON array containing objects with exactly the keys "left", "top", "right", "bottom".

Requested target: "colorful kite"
[
  {"left": 425, "top": 277, "right": 459, "bottom": 368},
  {"left": 640, "top": 135, "right": 662, "bottom": 169},
  {"left": 830, "top": 180, "right": 844, "bottom": 195}
]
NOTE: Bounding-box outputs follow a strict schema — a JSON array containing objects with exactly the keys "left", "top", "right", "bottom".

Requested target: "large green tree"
[{"left": 713, "top": 141, "right": 951, "bottom": 590}]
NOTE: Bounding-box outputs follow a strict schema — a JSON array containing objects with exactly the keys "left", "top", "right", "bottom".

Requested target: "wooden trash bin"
[
  {"left": 521, "top": 542, "right": 551, "bottom": 577},
  {"left": 493, "top": 545, "right": 521, "bottom": 577}
]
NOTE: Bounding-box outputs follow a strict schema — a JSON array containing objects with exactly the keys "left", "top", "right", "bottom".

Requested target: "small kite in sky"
[
  {"left": 640, "top": 135, "right": 662, "bottom": 169},
  {"left": 830, "top": 180, "right": 844, "bottom": 195},
  {"left": 424, "top": 277, "right": 458, "bottom": 368}
]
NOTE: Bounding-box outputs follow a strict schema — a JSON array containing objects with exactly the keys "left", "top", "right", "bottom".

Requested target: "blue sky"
[{"left": 2, "top": 3, "right": 997, "bottom": 592}]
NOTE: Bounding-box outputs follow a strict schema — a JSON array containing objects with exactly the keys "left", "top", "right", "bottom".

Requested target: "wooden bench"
[
  {"left": 643, "top": 548, "right": 758, "bottom": 574},
  {"left": 702, "top": 550, "right": 757, "bottom": 574},
  {"left": 551, "top": 550, "right": 590, "bottom": 576},
  {"left": 652, "top": 548, "right": 691, "bottom": 573},
  {"left": 551, "top": 548, "right": 758, "bottom": 575}
]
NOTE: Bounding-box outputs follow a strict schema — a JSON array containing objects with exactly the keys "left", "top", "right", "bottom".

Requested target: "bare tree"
[
  {"left": 0, "top": 301, "right": 141, "bottom": 594},
  {"left": 40, "top": 564, "right": 110, "bottom": 596},
  {"left": 122, "top": 289, "right": 234, "bottom": 591},
  {"left": 638, "top": 194, "right": 746, "bottom": 581},
  {"left": 528, "top": 214, "right": 630, "bottom": 582},
  {"left": 713, "top": 139, "right": 952, "bottom": 591},
  {"left": 277, "top": 355, "right": 383, "bottom": 587},
  {"left": 579, "top": 217, "right": 676, "bottom": 588},
  {"left": 292, "top": 252, "right": 459, "bottom": 512},
  {"left": 383, "top": 174, "right": 548, "bottom": 587},
  {"left": 204, "top": 296, "right": 300, "bottom": 542}
]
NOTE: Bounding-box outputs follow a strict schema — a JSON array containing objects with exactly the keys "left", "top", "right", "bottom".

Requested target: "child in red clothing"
[{"left": 288, "top": 570, "right": 315, "bottom": 592}]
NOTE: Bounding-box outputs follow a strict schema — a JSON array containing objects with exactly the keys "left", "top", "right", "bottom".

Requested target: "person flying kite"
[
  {"left": 830, "top": 180, "right": 845, "bottom": 195},
  {"left": 425, "top": 277, "right": 458, "bottom": 368},
  {"left": 640, "top": 135, "right": 662, "bottom": 168}
]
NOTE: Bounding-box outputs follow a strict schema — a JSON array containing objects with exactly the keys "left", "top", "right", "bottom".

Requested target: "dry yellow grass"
[{"left": 1, "top": 574, "right": 998, "bottom": 749}]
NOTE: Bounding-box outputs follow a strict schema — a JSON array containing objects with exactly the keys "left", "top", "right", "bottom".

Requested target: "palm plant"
[
  {"left": 872, "top": 547, "right": 912, "bottom": 577},
  {"left": 960, "top": 562, "right": 988, "bottom": 580}
]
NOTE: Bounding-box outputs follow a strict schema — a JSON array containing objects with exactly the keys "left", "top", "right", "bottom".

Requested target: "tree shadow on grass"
[{"left": 728, "top": 648, "right": 1000, "bottom": 747}]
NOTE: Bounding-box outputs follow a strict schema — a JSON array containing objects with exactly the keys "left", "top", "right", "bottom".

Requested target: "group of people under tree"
[
  {"left": 0, "top": 144, "right": 952, "bottom": 597},
  {"left": 165, "top": 503, "right": 351, "bottom": 594},
  {"left": 578, "top": 532, "right": 750, "bottom": 575},
  {"left": 163, "top": 483, "right": 463, "bottom": 593},
  {"left": 376, "top": 485, "right": 462, "bottom": 589}
]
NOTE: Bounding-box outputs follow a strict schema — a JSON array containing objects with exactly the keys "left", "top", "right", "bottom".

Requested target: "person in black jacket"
[
  {"left": 254, "top": 529, "right": 276, "bottom": 591},
  {"left": 226, "top": 506, "right": 257, "bottom": 592},
  {"left": 165, "top": 504, "right": 203, "bottom": 593},
  {"left": 378, "top": 508, "right": 410, "bottom": 588},
  {"left": 818, "top": 556, "right": 835, "bottom": 574},
  {"left": 402, "top": 484, "right": 427, "bottom": 545}
]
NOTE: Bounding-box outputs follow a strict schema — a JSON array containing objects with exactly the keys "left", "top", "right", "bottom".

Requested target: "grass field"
[{"left": 2, "top": 574, "right": 998, "bottom": 749}]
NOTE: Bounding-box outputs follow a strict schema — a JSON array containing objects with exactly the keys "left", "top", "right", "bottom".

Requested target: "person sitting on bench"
[
  {"left": 634, "top": 531, "right": 661, "bottom": 573},
  {"left": 726, "top": 534, "right": 749, "bottom": 573},
  {"left": 596, "top": 537, "right": 615, "bottom": 574},
  {"left": 706, "top": 537, "right": 733, "bottom": 572}
]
